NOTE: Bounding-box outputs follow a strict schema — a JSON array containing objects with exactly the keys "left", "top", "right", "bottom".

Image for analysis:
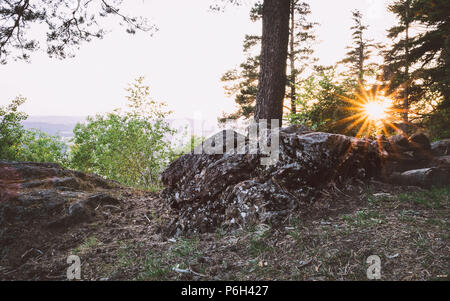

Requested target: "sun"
[
  {"left": 336, "top": 84, "right": 405, "bottom": 138},
  {"left": 363, "top": 97, "right": 392, "bottom": 122}
]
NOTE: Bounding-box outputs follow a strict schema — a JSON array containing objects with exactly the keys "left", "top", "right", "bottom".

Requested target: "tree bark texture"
[{"left": 255, "top": 0, "right": 291, "bottom": 127}]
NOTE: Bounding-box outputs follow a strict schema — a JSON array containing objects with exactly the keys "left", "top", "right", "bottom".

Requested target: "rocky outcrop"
[
  {"left": 0, "top": 161, "right": 121, "bottom": 267},
  {"left": 161, "top": 127, "right": 381, "bottom": 234},
  {"left": 161, "top": 127, "right": 450, "bottom": 235}
]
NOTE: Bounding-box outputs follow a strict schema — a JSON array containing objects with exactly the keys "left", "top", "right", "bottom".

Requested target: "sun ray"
[
  {"left": 355, "top": 117, "right": 371, "bottom": 138},
  {"left": 343, "top": 115, "right": 368, "bottom": 134},
  {"left": 334, "top": 112, "right": 365, "bottom": 125},
  {"left": 340, "top": 95, "right": 366, "bottom": 108}
]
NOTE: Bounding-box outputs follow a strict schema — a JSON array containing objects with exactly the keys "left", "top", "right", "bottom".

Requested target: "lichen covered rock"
[{"left": 161, "top": 128, "right": 381, "bottom": 234}]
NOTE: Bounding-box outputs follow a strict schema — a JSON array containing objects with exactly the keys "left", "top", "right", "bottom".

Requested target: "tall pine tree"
[
  {"left": 254, "top": 0, "right": 290, "bottom": 126},
  {"left": 385, "top": 0, "right": 413, "bottom": 123},
  {"left": 220, "top": 0, "right": 317, "bottom": 122},
  {"left": 385, "top": 0, "right": 450, "bottom": 137},
  {"left": 288, "top": 1, "right": 317, "bottom": 114},
  {"left": 340, "top": 10, "right": 377, "bottom": 83}
]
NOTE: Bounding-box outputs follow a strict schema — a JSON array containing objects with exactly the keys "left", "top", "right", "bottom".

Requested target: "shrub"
[
  {"left": 0, "top": 96, "right": 28, "bottom": 160},
  {"left": 18, "top": 129, "right": 69, "bottom": 166},
  {"left": 70, "top": 77, "right": 176, "bottom": 190}
]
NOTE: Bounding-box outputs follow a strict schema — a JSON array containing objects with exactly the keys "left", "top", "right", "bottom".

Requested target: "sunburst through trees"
[{"left": 337, "top": 84, "right": 406, "bottom": 138}]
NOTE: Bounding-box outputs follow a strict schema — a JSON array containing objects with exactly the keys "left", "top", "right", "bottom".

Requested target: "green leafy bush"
[
  {"left": 0, "top": 96, "right": 28, "bottom": 160},
  {"left": 18, "top": 129, "right": 69, "bottom": 166},
  {"left": 288, "top": 67, "right": 358, "bottom": 134},
  {"left": 1, "top": 96, "right": 68, "bottom": 165},
  {"left": 70, "top": 77, "right": 176, "bottom": 191}
]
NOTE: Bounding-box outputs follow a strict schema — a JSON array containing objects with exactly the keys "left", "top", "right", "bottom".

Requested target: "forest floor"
[{"left": 2, "top": 180, "right": 448, "bottom": 281}]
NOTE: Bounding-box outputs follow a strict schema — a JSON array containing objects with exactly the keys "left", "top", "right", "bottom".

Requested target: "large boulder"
[
  {"left": 0, "top": 162, "right": 119, "bottom": 228},
  {"left": 0, "top": 162, "right": 120, "bottom": 267},
  {"left": 161, "top": 128, "right": 381, "bottom": 234}
]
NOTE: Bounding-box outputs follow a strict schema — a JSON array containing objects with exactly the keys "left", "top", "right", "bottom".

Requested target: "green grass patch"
[
  {"left": 397, "top": 187, "right": 450, "bottom": 209},
  {"left": 138, "top": 251, "right": 170, "bottom": 280},
  {"left": 73, "top": 236, "right": 99, "bottom": 255},
  {"left": 247, "top": 224, "right": 272, "bottom": 257},
  {"left": 342, "top": 210, "right": 385, "bottom": 227},
  {"left": 171, "top": 237, "right": 199, "bottom": 258},
  {"left": 117, "top": 242, "right": 138, "bottom": 267}
]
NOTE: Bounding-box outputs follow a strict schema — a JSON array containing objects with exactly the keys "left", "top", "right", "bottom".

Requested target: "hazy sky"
[{"left": 0, "top": 0, "right": 397, "bottom": 124}]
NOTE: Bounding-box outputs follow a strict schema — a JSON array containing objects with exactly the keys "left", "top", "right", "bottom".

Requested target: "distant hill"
[
  {"left": 22, "top": 116, "right": 86, "bottom": 139},
  {"left": 21, "top": 116, "right": 224, "bottom": 143}
]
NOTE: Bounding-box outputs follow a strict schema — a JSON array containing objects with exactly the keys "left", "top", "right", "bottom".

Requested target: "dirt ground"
[{"left": 1, "top": 179, "right": 448, "bottom": 281}]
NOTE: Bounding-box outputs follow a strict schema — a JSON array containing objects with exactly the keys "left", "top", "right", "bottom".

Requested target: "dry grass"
[
  {"left": 99, "top": 185, "right": 449, "bottom": 281},
  {"left": 2, "top": 185, "right": 448, "bottom": 281}
]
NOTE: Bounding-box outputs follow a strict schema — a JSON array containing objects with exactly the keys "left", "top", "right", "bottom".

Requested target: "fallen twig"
[
  {"left": 21, "top": 248, "right": 43, "bottom": 259},
  {"left": 172, "top": 266, "right": 206, "bottom": 277},
  {"left": 299, "top": 259, "right": 312, "bottom": 268},
  {"left": 103, "top": 205, "right": 121, "bottom": 211},
  {"left": 144, "top": 214, "right": 152, "bottom": 224}
]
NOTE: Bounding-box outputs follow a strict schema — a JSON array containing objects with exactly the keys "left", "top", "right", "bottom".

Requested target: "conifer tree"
[
  {"left": 385, "top": 0, "right": 450, "bottom": 136},
  {"left": 340, "top": 10, "right": 377, "bottom": 83},
  {"left": 220, "top": 0, "right": 317, "bottom": 122}
]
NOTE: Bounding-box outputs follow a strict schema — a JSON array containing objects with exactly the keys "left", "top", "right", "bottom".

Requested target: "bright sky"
[{"left": 0, "top": 0, "right": 397, "bottom": 125}]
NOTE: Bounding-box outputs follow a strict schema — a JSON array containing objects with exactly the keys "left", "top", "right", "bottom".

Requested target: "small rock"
[
  {"left": 408, "top": 133, "right": 431, "bottom": 150},
  {"left": 431, "top": 139, "right": 450, "bottom": 156},
  {"left": 388, "top": 134, "right": 410, "bottom": 151}
]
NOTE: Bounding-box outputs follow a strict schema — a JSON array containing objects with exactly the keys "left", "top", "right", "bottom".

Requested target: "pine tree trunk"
[
  {"left": 359, "top": 34, "right": 364, "bottom": 83},
  {"left": 442, "top": 34, "right": 450, "bottom": 109},
  {"left": 403, "top": 0, "right": 410, "bottom": 124},
  {"left": 255, "top": 0, "right": 291, "bottom": 127},
  {"left": 289, "top": 1, "right": 296, "bottom": 115}
]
